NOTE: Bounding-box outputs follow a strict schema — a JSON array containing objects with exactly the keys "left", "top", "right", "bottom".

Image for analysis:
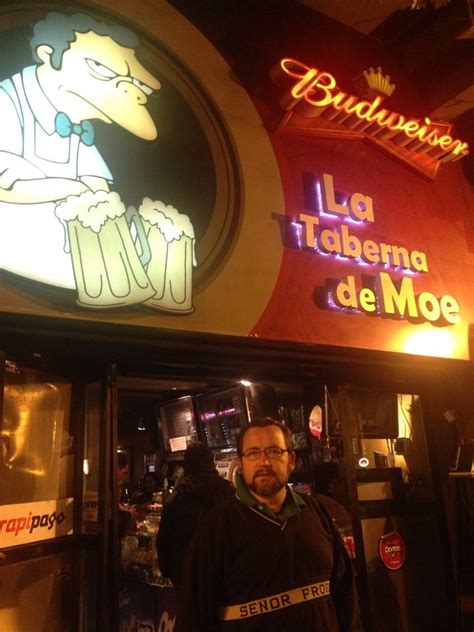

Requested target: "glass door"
[
  {"left": 0, "top": 353, "right": 113, "bottom": 632},
  {"left": 331, "top": 385, "right": 453, "bottom": 632}
]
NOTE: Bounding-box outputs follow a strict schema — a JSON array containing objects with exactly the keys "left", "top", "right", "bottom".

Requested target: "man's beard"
[{"left": 248, "top": 467, "right": 286, "bottom": 497}]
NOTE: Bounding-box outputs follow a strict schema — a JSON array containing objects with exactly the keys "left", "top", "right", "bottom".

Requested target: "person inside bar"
[
  {"left": 176, "top": 418, "right": 362, "bottom": 631},
  {"left": 117, "top": 451, "right": 137, "bottom": 536},
  {"left": 133, "top": 472, "right": 160, "bottom": 507},
  {"left": 157, "top": 442, "right": 233, "bottom": 589}
]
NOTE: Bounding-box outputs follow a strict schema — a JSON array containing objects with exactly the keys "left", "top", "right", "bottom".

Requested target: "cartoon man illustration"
[{"left": 0, "top": 12, "right": 161, "bottom": 292}]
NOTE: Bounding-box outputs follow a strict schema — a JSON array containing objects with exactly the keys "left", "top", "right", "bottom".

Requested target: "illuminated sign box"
[{"left": 270, "top": 58, "right": 469, "bottom": 178}]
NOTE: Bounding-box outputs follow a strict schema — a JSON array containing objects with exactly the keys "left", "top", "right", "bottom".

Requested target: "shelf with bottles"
[
  {"left": 120, "top": 498, "right": 174, "bottom": 587},
  {"left": 311, "top": 435, "right": 344, "bottom": 464},
  {"left": 121, "top": 530, "right": 173, "bottom": 587},
  {"left": 121, "top": 532, "right": 153, "bottom": 567},
  {"left": 292, "top": 451, "right": 312, "bottom": 471},
  {"left": 279, "top": 404, "right": 309, "bottom": 449}
]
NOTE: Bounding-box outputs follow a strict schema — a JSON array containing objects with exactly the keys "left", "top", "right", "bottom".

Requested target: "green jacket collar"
[{"left": 236, "top": 474, "right": 306, "bottom": 522}]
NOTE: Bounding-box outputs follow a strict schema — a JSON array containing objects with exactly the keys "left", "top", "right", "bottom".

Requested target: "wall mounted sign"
[
  {"left": 82, "top": 491, "right": 98, "bottom": 523},
  {"left": 296, "top": 172, "right": 460, "bottom": 327},
  {"left": 0, "top": 497, "right": 73, "bottom": 547},
  {"left": 308, "top": 404, "right": 323, "bottom": 439},
  {"left": 271, "top": 58, "right": 469, "bottom": 178},
  {"left": 379, "top": 531, "right": 406, "bottom": 571},
  {"left": 0, "top": 9, "right": 240, "bottom": 313}
]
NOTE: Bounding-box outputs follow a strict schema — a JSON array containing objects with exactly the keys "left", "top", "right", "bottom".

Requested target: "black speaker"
[{"left": 394, "top": 437, "right": 411, "bottom": 455}]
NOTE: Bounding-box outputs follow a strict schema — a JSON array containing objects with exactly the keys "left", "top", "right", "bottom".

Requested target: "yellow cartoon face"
[{"left": 36, "top": 31, "right": 161, "bottom": 140}]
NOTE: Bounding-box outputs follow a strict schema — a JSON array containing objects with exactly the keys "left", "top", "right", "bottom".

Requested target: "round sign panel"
[
  {"left": 0, "top": 3, "right": 284, "bottom": 333},
  {"left": 0, "top": 6, "right": 236, "bottom": 304},
  {"left": 308, "top": 404, "right": 323, "bottom": 439},
  {"left": 379, "top": 531, "right": 406, "bottom": 571}
]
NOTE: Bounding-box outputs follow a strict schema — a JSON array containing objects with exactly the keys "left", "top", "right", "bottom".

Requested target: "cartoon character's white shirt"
[
  {"left": 0, "top": 65, "right": 113, "bottom": 179},
  {"left": 0, "top": 65, "right": 113, "bottom": 288}
]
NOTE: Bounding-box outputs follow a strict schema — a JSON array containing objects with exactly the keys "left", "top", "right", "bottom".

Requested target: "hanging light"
[{"left": 137, "top": 416, "right": 146, "bottom": 431}]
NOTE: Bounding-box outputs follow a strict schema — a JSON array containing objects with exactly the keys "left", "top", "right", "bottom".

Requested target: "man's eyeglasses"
[{"left": 241, "top": 447, "right": 290, "bottom": 461}]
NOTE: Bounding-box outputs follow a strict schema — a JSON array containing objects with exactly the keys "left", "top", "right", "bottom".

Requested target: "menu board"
[{"left": 159, "top": 396, "right": 198, "bottom": 453}]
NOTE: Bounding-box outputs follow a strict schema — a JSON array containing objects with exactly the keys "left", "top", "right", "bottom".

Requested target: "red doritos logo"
[{"left": 379, "top": 531, "right": 406, "bottom": 571}]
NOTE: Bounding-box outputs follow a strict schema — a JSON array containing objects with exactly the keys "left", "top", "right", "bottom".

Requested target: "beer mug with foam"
[
  {"left": 55, "top": 191, "right": 155, "bottom": 308},
  {"left": 137, "top": 198, "right": 197, "bottom": 313}
]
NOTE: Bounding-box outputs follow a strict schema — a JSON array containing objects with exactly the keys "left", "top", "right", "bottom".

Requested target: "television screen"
[
  {"left": 326, "top": 387, "right": 398, "bottom": 439},
  {"left": 159, "top": 396, "right": 198, "bottom": 453},
  {"left": 196, "top": 386, "right": 249, "bottom": 450}
]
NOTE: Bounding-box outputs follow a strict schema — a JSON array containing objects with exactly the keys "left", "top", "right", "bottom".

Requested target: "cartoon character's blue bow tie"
[{"left": 55, "top": 112, "right": 95, "bottom": 146}]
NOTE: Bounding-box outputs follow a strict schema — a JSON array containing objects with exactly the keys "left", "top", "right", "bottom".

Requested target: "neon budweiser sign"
[{"left": 271, "top": 58, "right": 469, "bottom": 164}]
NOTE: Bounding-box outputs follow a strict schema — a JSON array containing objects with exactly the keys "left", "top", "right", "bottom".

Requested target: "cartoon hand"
[{"left": 0, "top": 152, "right": 90, "bottom": 203}]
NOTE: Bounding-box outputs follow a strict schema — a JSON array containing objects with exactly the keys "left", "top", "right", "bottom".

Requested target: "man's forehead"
[
  {"left": 69, "top": 31, "right": 160, "bottom": 88},
  {"left": 243, "top": 425, "right": 286, "bottom": 447}
]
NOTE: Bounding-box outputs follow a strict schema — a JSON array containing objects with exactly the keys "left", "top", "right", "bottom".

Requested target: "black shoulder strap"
[{"left": 296, "top": 492, "right": 337, "bottom": 535}]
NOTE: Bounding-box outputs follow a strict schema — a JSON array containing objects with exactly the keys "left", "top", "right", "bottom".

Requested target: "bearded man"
[{"left": 176, "top": 417, "right": 362, "bottom": 631}]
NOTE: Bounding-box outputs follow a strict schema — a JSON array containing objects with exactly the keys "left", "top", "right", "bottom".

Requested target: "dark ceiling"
[{"left": 301, "top": 0, "right": 474, "bottom": 120}]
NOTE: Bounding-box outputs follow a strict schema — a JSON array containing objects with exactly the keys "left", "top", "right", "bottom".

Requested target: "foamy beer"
[
  {"left": 138, "top": 198, "right": 197, "bottom": 313},
  {"left": 55, "top": 191, "right": 155, "bottom": 308}
]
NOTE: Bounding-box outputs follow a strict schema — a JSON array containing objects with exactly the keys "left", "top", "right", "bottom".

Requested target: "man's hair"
[
  {"left": 117, "top": 451, "right": 128, "bottom": 471},
  {"left": 184, "top": 442, "right": 215, "bottom": 476},
  {"left": 141, "top": 471, "right": 159, "bottom": 488},
  {"left": 30, "top": 12, "right": 140, "bottom": 70},
  {"left": 237, "top": 417, "right": 294, "bottom": 456}
]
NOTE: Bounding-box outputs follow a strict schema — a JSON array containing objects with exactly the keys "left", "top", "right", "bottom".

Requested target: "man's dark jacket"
[
  {"left": 157, "top": 470, "right": 233, "bottom": 588},
  {"left": 176, "top": 490, "right": 362, "bottom": 631}
]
